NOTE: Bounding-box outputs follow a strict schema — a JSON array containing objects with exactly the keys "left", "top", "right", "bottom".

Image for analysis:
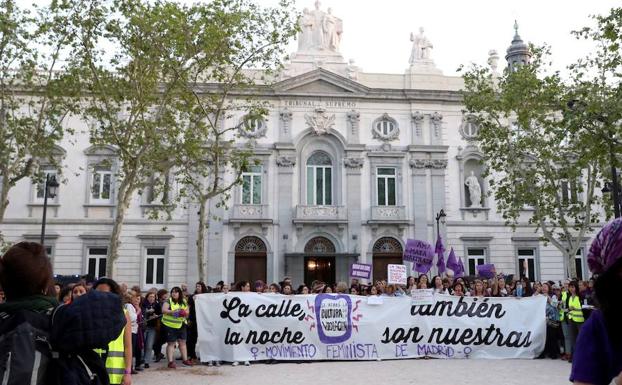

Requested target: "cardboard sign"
[
  {"left": 387, "top": 264, "right": 407, "bottom": 285},
  {"left": 404, "top": 239, "right": 434, "bottom": 266},
  {"left": 350, "top": 263, "right": 372, "bottom": 279},
  {"left": 411, "top": 289, "right": 435, "bottom": 306}
]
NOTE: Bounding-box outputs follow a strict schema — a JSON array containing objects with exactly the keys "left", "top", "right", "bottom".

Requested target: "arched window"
[{"left": 306, "top": 151, "right": 332, "bottom": 205}]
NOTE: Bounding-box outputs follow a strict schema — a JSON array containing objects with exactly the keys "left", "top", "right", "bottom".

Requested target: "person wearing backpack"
[{"left": 0, "top": 242, "right": 126, "bottom": 385}]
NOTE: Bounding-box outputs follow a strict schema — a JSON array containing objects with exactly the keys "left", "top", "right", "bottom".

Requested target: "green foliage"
[
  {"left": 0, "top": 0, "right": 80, "bottom": 222},
  {"left": 460, "top": 7, "right": 622, "bottom": 278}
]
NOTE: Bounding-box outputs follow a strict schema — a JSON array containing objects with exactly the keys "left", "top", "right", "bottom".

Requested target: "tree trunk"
[
  {"left": 0, "top": 172, "right": 9, "bottom": 224},
  {"left": 196, "top": 196, "right": 208, "bottom": 282},
  {"left": 106, "top": 171, "right": 137, "bottom": 278},
  {"left": 564, "top": 249, "right": 578, "bottom": 280}
]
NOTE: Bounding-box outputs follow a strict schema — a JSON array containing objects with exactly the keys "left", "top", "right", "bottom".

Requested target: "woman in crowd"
[
  {"left": 488, "top": 277, "right": 501, "bottom": 297},
  {"left": 282, "top": 283, "right": 293, "bottom": 295},
  {"left": 124, "top": 292, "right": 140, "bottom": 373},
  {"left": 297, "top": 284, "right": 309, "bottom": 294},
  {"left": 153, "top": 289, "right": 168, "bottom": 362},
  {"left": 161, "top": 286, "right": 192, "bottom": 369},
  {"left": 452, "top": 282, "right": 465, "bottom": 297},
  {"left": 141, "top": 291, "right": 160, "bottom": 368},
  {"left": 254, "top": 280, "right": 265, "bottom": 293},
  {"left": 236, "top": 280, "right": 251, "bottom": 292},
  {"left": 335, "top": 281, "right": 348, "bottom": 293},
  {"left": 431, "top": 275, "right": 446, "bottom": 294},
  {"left": 564, "top": 281, "right": 584, "bottom": 362},
  {"left": 533, "top": 281, "right": 543, "bottom": 295},
  {"left": 539, "top": 282, "right": 561, "bottom": 359},
  {"left": 519, "top": 276, "right": 534, "bottom": 297},
  {"left": 417, "top": 275, "right": 429, "bottom": 289},
  {"left": 471, "top": 279, "right": 486, "bottom": 297},
  {"left": 498, "top": 277, "right": 509, "bottom": 296},
  {"left": 187, "top": 281, "right": 208, "bottom": 362},
  {"left": 571, "top": 218, "right": 622, "bottom": 384},
  {"left": 71, "top": 283, "right": 87, "bottom": 301},
  {"left": 269, "top": 283, "right": 281, "bottom": 293},
  {"left": 131, "top": 291, "right": 144, "bottom": 371},
  {"left": 406, "top": 276, "right": 416, "bottom": 294}
]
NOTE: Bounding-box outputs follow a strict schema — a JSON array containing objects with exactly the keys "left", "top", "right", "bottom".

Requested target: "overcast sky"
[{"left": 270, "top": 0, "right": 619, "bottom": 76}]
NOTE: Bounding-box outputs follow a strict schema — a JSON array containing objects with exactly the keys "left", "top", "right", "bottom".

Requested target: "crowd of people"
[{"left": 1, "top": 216, "right": 622, "bottom": 384}]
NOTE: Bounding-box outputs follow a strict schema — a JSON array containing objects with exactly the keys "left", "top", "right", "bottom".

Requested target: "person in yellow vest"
[
  {"left": 161, "top": 286, "right": 193, "bottom": 369},
  {"left": 94, "top": 278, "right": 133, "bottom": 385},
  {"left": 564, "top": 281, "right": 584, "bottom": 362}
]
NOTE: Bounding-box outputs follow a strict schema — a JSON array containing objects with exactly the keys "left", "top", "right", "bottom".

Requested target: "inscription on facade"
[{"left": 283, "top": 99, "right": 357, "bottom": 109}]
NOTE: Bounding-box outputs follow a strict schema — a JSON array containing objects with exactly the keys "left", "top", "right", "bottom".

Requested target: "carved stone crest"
[
  {"left": 305, "top": 107, "right": 335, "bottom": 136},
  {"left": 372, "top": 113, "right": 400, "bottom": 141},
  {"left": 276, "top": 156, "right": 296, "bottom": 167},
  {"left": 343, "top": 157, "right": 364, "bottom": 168},
  {"left": 238, "top": 115, "right": 268, "bottom": 139}
]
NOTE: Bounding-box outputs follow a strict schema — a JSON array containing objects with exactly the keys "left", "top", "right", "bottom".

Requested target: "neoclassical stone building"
[{"left": 0, "top": 4, "right": 596, "bottom": 288}]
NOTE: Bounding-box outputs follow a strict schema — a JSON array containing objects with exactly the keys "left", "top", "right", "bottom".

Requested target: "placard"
[
  {"left": 350, "top": 263, "right": 372, "bottom": 279},
  {"left": 411, "top": 289, "right": 435, "bottom": 306},
  {"left": 387, "top": 264, "right": 407, "bottom": 285}
]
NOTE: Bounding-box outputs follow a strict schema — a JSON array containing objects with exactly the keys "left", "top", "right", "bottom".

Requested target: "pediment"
[{"left": 275, "top": 68, "right": 369, "bottom": 96}]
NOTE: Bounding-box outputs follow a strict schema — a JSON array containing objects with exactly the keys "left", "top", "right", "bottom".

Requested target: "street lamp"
[
  {"left": 40, "top": 174, "right": 59, "bottom": 245},
  {"left": 601, "top": 181, "right": 622, "bottom": 217},
  {"left": 435, "top": 209, "right": 447, "bottom": 236}
]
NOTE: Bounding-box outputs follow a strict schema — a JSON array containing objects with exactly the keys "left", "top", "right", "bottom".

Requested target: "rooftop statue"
[{"left": 297, "top": 1, "right": 343, "bottom": 53}]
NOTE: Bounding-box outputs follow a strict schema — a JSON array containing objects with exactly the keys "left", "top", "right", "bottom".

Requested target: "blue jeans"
[{"left": 144, "top": 327, "right": 157, "bottom": 363}]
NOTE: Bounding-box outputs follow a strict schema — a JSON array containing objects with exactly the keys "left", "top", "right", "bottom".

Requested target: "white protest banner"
[
  {"left": 387, "top": 264, "right": 407, "bottom": 285},
  {"left": 412, "top": 289, "right": 435, "bottom": 306},
  {"left": 196, "top": 293, "right": 545, "bottom": 362}
]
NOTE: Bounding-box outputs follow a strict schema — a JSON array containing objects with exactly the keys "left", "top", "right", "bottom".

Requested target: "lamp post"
[
  {"left": 435, "top": 209, "right": 447, "bottom": 237},
  {"left": 40, "top": 174, "right": 59, "bottom": 245}
]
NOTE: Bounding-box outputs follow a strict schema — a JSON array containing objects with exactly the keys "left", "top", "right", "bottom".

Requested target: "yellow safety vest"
[
  {"left": 95, "top": 310, "right": 126, "bottom": 385},
  {"left": 567, "top": 295, "right": 585, "bottom": 323},
  {"left": 161, "top": 299, "right": 188, "bottom": 329},
  {"left": 559, "top": 291, "right": 567, "bottom": 321}
]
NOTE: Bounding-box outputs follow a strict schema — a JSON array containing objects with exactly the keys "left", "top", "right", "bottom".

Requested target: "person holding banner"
[{"left": 571, "top": 219, "right": 622, "bottom": 385}]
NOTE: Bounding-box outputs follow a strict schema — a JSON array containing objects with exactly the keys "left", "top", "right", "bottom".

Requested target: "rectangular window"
[
  {"left": 91, "top": 169, "right": 113, "bottom": 202},
  {"left": 467, "top": 247, "right": 486, "bottom": 276},
  {"left": 376, "top": 168, "right": 396, "bottom": 206},
  {"left": 575, "top": 248, "right": 584, "bottom": 281},
  {"left": 241, "top": 166, "right": 262, "bottom": 205},
  {"left": 35, "top": 169, "right": 58, "bottom": 201},
  {"left": 145, "top": 247, "right": 166, "bottom": 286},
  {"left": 307, "top": 166, "right": 332, "bottom": 205},
  {"left": 518, "top": 248, "right": 537, "bottom": 282},
  {"left": 87, "top": 247, "right": 107, "bottom": 279}
]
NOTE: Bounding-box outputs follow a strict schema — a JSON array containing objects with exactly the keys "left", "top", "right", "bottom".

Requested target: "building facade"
[{"left": 0, "top": 4, "right": 596, "bottom": 289}]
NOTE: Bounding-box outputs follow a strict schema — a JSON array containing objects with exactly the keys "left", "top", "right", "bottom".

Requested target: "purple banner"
[
  {"left": 403, "top": 239, "right": 434, "bottom": 265},
  {"left": 350, "top": 263, "right": 372, "bottom": 279}
]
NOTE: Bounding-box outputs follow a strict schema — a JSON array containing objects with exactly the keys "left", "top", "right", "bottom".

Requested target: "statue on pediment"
[
  {"left": 297, "top": 1, "right": 343, "bottom": 53},
  {"left": 409, "top": 27, "right": 433, "bottom": 64}
]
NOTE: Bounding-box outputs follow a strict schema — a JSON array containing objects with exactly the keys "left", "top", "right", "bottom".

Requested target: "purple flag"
[
  {"left": 435, "top": 235, "right": 446, "bottom": 274},
  {"left": 477, "top": 264, "right": 496, "bottom": 279},
  {"left": 455, "top": 257, "right": 465, "bottom": 278},
  {"left": 446, "top": 248, "right": 458, "bottom": 272}
]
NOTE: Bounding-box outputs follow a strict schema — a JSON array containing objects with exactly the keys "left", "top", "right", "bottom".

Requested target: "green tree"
[
  {"left": 72, "top": 0, "right": 193, "bottom": 277},
  {"left": 161, "top": 0, "right": 298, "bottom": 282},
  {"left": 461, "top": 46, "right": 604, "bottom": 279},
  {"left": 0, "top": 0, "right": 79, "bottom": 226}
]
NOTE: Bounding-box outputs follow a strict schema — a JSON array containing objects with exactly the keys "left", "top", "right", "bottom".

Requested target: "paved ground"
[{"left": 133, "top": 359, "right": 572, "bottom": 385}]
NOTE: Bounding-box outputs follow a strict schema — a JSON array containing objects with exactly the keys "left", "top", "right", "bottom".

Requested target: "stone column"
[
  {"left": 346, "top": 110, "right": 360, "bottom": 144},
  {"left": 279, "top": 109, "right": 293, "bottom": 142},
  {"left": 344, "top": 155, "right": 364, "bottom": 262},
  {"left": 276, "top": 152, "right": 296, "bottom": 281}
]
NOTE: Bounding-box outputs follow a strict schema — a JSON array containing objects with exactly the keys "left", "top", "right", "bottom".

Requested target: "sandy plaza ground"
[{"left": 133, "top": 358, "right": 572, "bottom": 385}]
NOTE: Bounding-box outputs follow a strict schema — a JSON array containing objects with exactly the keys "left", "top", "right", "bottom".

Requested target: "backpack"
[
  {"left": 0, "top": 308, "right": 108, "bottom": 385},
  {"left": 0, "top": 308, "right": 54, "bottom": 385}
]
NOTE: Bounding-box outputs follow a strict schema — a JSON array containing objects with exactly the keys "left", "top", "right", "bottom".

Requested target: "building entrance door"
[
  {"left": 234, "top": 236, "right": 267, "bottom": 284},
  {"left": 372, "top": 237, "right": 403, "bottom": 281},
  {"left": 304, "top": 257, "right": 336, "bottom": 286},
  {"left": 304, "top": 236, "right": 337, "bottom": 287}
]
